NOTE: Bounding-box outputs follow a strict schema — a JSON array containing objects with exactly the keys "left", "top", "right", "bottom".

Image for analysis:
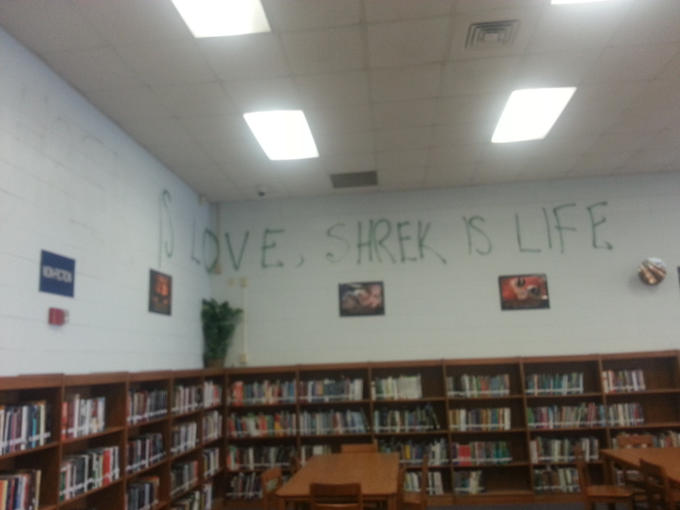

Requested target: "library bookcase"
[{"left": 1, "top": 350, "right": 679, "bottom": 509}]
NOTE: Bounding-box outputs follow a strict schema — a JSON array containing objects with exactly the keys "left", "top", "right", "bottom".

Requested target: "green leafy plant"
[{"left": 201, "top": 299, "right": 243, "bottom": 364}]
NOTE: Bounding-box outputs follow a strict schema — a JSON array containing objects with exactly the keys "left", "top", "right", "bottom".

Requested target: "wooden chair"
[
  {"left": 399, "top": 454, "right": 428, "bottom": 510},
  {"left": 617, "top": 434, "right": 654, "bottom": 449},
  {"left": 616, "top": 434, "right": 654, "bottom": 499},
  {"left": 262, "top": 467, "right": 283, "bottom": 510},
  {"left": 289, "top": 453, "right": 302, "bottom": 474},
  {"left": 310, "top": 482, "right": 363, "bottom": 510},
  {"left": 341, "top": 442, "right": 378, "bottom": 453},
  {"left": 640, "top": 459, "right": 680, "bottom": 510},
  {"left": 574, "top": 446, "right": 635, "bottom": 510}
]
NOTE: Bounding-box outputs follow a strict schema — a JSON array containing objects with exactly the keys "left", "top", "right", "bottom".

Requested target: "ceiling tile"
[
  {"left": 282, "top": 26, "right": 364, "bottom": 75},
  {"left": 518, "top": 156, "right": 578, "bottom": 180},
  {"left": 374, "top": 127, "right": 433, "bottom": 152},
  {"left": 74, "top": 0, "right": 191, "bottom": 47},
  {"left": 432, "top": 122, "right": 492, "bottom": 147},
  {"left": 424, "top": 161, "right": 476, "bottom": 188},
  {"left": 83, "top": 84, "right": 172, "bottom": 123},
  {"left": 455, "top": 0, "right": 545, "bottom": 13},
  {"left": 0, "top": 0, "right": 105, "bottom": 53},
  {"left": 512, "top": 50, "right": 599, "bottom": 89},
  {"left": 224, "top": 77, "right": 301, "bottom": 112},
  {"left": 304, "top": 105, "right": 373, "bottom": 135},
  {"left": 367, "top": 18, "right": 451, "bottom": 68},
  {"left": 115, "top": 40, "right": 217, "bottom": 86},
  {"left": 428, "top": 144, "right": 485, "bottom": 167},
  {"left": 584, "top": 44, "right": 678, "bottom": 84},
  {"left": 296, "top": 71, "right": 370, "bottom": 108},
  {"left": 379, "top": 166, "right": 426, "bottom": 190},
  {"left": 610, "top": 0, "right": 680, "bottom": 46},
  {"left": 365, "top": 0, "right": 454, "bottom": 22},
  {"left": 320, "top": 152, "right": 376, "bottom": 175},
  {"left": 448, "top": 7, "right": 541, "bottom": 61},
  {"left": 569, "top": 150, "right": 635, "bottom": 177},
  {"left": 179, "top": 167, "right": 242, "bottom": 203},
  {"left": 376, "top": 149, "right": 429, "bottom": 170},
  {"left": 370, "top": 64, "right": 442, "bottom": 102},
  {"left": 198, "top": 34, "right": 290, "bottom": 82},
  {"left": 262, "top": 0, "right": 361, "bottom": 31},
  {"left": 41, "top": 46, "right": 142, "bottom": 92},
  {"left": 527, "top": 0, "right": 631, "bottom": 54},
  {"left": 372, "top": 99, "right": 436, "bottom": 129},
  {"left": 434, "top": 93, "right": 506, "bottom": 125},
  {"left": 178, "top": 114, "right": 252, "bottom": 145},
  {"left": 314, "top": 131, "right": 375, "bottom": 156},
  {"left": 153, "top": 82, "right": 236, "bottom": 118},
  {"left": 441, "top": 56, "right": 520, "bottom": 95}
]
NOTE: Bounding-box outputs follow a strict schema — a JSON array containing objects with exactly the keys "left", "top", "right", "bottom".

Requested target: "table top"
[
  {"left": 277, "top": 452, "right": 400, "bottom": 498},
  {"left": 601, "top": 447, "right": 680, "bottom": 484}
]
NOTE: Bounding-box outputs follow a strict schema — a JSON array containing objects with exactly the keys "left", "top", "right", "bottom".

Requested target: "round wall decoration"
[{"left": 638, "top": 257, "right": 667, "bottom": 285}]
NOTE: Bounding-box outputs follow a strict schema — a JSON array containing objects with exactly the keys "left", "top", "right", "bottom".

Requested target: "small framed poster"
[
  {"left": 339, "top": 281, "right": 384, "bottom": 317},
  {"left": 498, "top": 274, "right": 549, "bottom": 311},
  {"left": 149, "top": 269, "right": 172, "bottom": 315}
]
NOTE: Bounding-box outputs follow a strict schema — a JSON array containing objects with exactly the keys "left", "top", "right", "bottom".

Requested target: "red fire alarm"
[{"left": 48, "top": 307, "right": 68, "bottom": 326}]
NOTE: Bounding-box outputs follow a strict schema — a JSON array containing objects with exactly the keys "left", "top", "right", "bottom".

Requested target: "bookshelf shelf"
[{"left": 2, "top": 350, "right": 679, "bottom": 509}]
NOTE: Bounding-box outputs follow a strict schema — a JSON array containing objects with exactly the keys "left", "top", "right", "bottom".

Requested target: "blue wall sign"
[{"left": 39, "top": 250, "right": 75, "bottom": 297}]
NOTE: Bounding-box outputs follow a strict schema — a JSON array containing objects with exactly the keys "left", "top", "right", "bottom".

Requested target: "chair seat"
[{"left": 586, "top": 485, "right": 635, "bottom": 500}]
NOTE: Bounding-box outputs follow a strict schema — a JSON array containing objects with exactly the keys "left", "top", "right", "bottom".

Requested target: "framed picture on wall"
[
  {"left": 498, "top": 274, "right": 549, "bottom": 311},
  {"left": 149, "top": 269, "right": 172, "bottom": 315},
  {"left": 339, "top": 281, "right": 385, "bottom": 317}
]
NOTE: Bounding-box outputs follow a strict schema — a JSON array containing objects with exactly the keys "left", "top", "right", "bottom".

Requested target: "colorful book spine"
[
  {"left": 127, "top": 433, "right": 165, "bottom": 473},
  {"left": 299, "top": 378, "right": 364, "bottom": 402},
  {"left": 170, "top": 460, "right": 199, "bottom": 497},
  {"left": 227, "top": 472, "right": 260, "bottom": 499},
  {"left": 527, "top": 403, "right": 606, "bottom": 429},
  {"left": 172, "top": 385, "right": 202, "bottom": 414},
  {"left": 202, "top": 411, "right": 223, "bottom": 443},
  {"left": 446, "top": 374, "right": 511, "bottom": 397},
  {"left": 404, "top": 471, "right": 444, "bottom": 495},
  {"left": 533, "top": 467, "right": 580, "bottom": 493},
  {"left": 372, "top": 375, "right": 422, "bottom": 400},
  {"left": 607, "top": 403, "right": 644, "bottom": 426},
  {"left": 0, "top": 401, "right": 50, "bottom": 455},
  {"left": 529, "top": 436, "right": 599, "bottom": 463},
  {"left": 203, "top": 447, "right": 220, "bottom": 478},
  {"left": 448, "top": 407, "right": 511, "bottom": 431},
  {"left": 0, "top": 469, "right": 41, "bottom": 510},
  {"left": 454, "top": 470, "right": 484, "bottom": 494},
  {"left": 451, "top": 441, "right": 512, "bottom": 465},
  {"left": 373, "top": 405, "right": 440, "bottom": 432},
  {"left": 299, "top": 410, "right": 368, "bottom": 435},
  {"left": 526, "top": 373, "right": 584, "bottom": 396},
  {"left": 227, "top": 412, "right": 297, "bottom": 438},
  {"left": 59, "top": 446, "right": 120, "bottom": 501},
  {"left": 203, "top": 381, "right": 222, "bottom": 408},
  {"left": 127, "top": 389, "right": 168, "bottom": 424},
  {"left": 378, "top": 438, "right": 448, "bottom": 465},
  {"left": 61, "top": 395, "right": 106, "bottom": 439},
  {"left": 228, "top": 380, "right": 296, "bottom": 405},
  {"left": 171, "top": 421, "right": 198, "bottom": 455},
  {"left": 227, "top": 445, "right": 296, "bottom": 470},
  {"left": 126, "top": 476, "right": 159, "bottom": 510},
  {"left": 602, "top": 369, "right": 646, "bottom": 393}
]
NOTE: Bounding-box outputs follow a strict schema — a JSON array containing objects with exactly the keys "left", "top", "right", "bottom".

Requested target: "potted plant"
[{"left": 201, "top": 298, "right": 243, "bottom": 368}]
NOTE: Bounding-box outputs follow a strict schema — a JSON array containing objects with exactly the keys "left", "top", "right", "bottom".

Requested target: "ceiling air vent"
[
  {"left": 465, "top": 20, "right": 520, "bottom": 50},
  {"left": 330, "top": 171, "right": 378, "bottom": 189}
]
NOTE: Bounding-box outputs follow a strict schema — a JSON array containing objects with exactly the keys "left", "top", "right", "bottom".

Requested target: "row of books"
[
  {"left": 227, "top": 445, "right": 295, "bottom": 470},
  {"left": 299, "top": 378, "right": 364, "bottom": 402},
  {"left": 229, "top": 380, "right": 296, "bottom": 405},
  {"left": 0, "top": 469, "right": 41, "bottom": 510},
  {"left": 170, "top": 460, "right": 199, "bottom": 497},
  {"left": 61, "top": 395, "right": 106, "bottom": 439},
  {"left": 203, "top": 381, "right": 222, "bottom": 408},
  {"left": 607, "top": 403, "right": 644, "bottom": 426},
  {"left": 126, "top": 476, "right": 159, "bottom": 510},
  {"left": 613, "top": 430, "right": 680, "bottom": 448},
  {"left": 171, "top": 483, "right": 213, "bottom": 510},
  {"left": 451, "top": 441, "right": 512, "bottom": 465},
  {"left": 453, "top": 470, "right": 483, "bottom": 494},
  {"left": 529, "top": 436, "right": 599, "bottom": 463},
  {"left": 533, "top": 467, "right": 579, "bottom": 493},
  {"left": 300, "top": 410, "right": 369, "bottom": 435},
  {"left": 59, "top": 445, "right": 120, "bottom": 501},
  {"left": 300, "top": 444, "right": 332, "bottom": 464},
  {"left": 127, "top": 433, "right": 164, "bottom": 474},
  {"left": 448, "top": 408, "right": 512, "bottom": 431},
  {"left": 227, "top": 412, "right": 297, "bottom": 438},
  {"left": 128, "top": 388, "right": 168, "bottom": 425},
  {"left": 404, "top": 471, "right": 444, "bottom": 495},
  {"left": 526, "top": 373, "right": 584, "bottom": 396},
  {"left": 203, "top": 447, "right": 220, "bottom": 478},
  {"left": 602, "top": 369, "right": 646, "bottom": 393},
  {"left": 378, "top": 438, "right": 448, "bottom": 465},
  {"left": 372, "top": 375, "right": 422, "bottom": 400},
  {"left": 171, "top": 422, "right": 198, "bottom": 455},
  {"left": 0, "top": 402, "right": 50, "bottom": 456},
  {"left": 203, "top": 411, "right": 222, "bottom": 443},
  {"left": 446, "top": 374, "right": 511, "bottom": 397},
  {"left": 373, "top": 406, "right": 440, "bottom": 433},
  {"left": 527, "top": 403, "right": 605, "bottom": 429},
  {"left": 172, "top": 385, "right": 202, "bottom": 415},
  {"left": 227, "top": 472, "right": 260, "bottom": 499}
]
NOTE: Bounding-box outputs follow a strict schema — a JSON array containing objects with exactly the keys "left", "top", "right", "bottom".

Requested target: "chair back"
[
  {"left": 573, "top": 445, "right": 590, "bottom": 496},
  {"left": 340, "top": 442, "right": 378, "bottom": 453},
  {"left": 290, "top": 454, "right": 302, "bottom": 474},
  {"left": 640, "top": 459, "right": 675, "bottom": 510},
  {"left": 617, "top": 434, "right": 654, "bottom": 449},
  {"left": 310, "top": 482, "right": 363, "bottom": 510},
  {"left": 262, "top": 467, "right": 283, "bottom": 510},
  {"left": 419, "top": 453, "right": 430, "bottom": 499}
]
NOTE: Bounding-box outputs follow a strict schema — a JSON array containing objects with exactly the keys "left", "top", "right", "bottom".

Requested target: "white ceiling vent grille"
[{"left": 465, "top": 20, "right": 520, "bottom": 50}]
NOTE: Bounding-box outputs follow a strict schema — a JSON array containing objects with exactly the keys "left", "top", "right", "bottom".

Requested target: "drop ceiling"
[{"left": 1, "top": 0, "right": 679, "bottom": 202}]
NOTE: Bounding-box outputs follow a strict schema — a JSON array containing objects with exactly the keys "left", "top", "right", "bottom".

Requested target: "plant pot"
[{"left": 203, "top": 356, "right": 224, "bottom": 369}]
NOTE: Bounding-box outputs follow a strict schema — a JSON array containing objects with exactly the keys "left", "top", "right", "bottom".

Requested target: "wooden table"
[
  {"left": 276, "top": 452, "right": 400, "bottom": 510},
  {"left": 601, "top": 447, "right": 680, "bottom": 484}
]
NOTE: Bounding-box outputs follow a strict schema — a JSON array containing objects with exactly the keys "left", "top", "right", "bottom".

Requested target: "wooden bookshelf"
[{"left": 1, "top": 350, "right": 679, "bottom": 508}]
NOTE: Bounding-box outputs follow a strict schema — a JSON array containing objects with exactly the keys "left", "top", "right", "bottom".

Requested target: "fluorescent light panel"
[
  {"left": 171, "top": 0, "right": 270, "bottom": 38},
  {"left": 491, "top": 87, "right": 576, "bottom": 144},
  {"left": 244, "top": 110, "right": 319, "bottom": 161}
]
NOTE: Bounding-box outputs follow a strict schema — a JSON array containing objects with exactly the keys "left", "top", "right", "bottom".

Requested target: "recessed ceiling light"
[
  {"left": 171, "top": 0, "right": 270, "bottom": 38},
  {"left": 491, "top": 87, "right": 576, "bottom": 144},
  {"left": 244, "top": 110, "right": 319, "bottom": 161},
  {"left": 551, "top": 0, "right": 611, "bottom": 4}
]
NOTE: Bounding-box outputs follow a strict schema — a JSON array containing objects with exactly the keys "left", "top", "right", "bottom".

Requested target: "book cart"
[{"left": 1, "top": 350, "right": 679, "bottom": 509}]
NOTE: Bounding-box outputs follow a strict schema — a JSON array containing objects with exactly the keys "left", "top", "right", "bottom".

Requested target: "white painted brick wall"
[
  {"left": 0, "top": 27, "right": 212, "bottom": 375},
  {"left": 213, "top": 173, "right": 680, "bottom": 367}
]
